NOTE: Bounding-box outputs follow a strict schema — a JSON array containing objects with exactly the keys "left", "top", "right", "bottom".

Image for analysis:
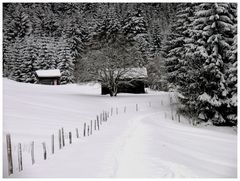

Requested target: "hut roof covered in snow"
[
  {"left": 121, "top": 67, "right": 148, "bottom": 79},
  {"left": 36, "top": 69, "right": 61, "bottom": 78}
]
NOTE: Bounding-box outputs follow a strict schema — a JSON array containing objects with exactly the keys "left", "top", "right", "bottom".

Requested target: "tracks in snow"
[{"left": 105, "top": 111, "right": 197, "bottom": 178}]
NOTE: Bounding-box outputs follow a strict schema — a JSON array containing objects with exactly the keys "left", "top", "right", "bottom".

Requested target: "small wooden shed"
[
  {"left": 35, "top": 69, "right": 61, "bottom": 85},
  {"left": 101, "top": 67, "right": 148, "bottom": 95}
]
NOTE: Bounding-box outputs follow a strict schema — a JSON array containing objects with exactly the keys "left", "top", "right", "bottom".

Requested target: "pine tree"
[
  {"left": 18, "top": 36, "right": 38, "bottom": 83},
  {"left": 5, "top": 4, "right": 32, "bottom": 40},
  {"left": 123, "top": 9, "right": 148, "bottom": 40},
  {"left": 57, "top": 38, "right": 75, "bottom": 84},
  {"left": 35, "top": 36, "right": 58, "bottom": 70},
  {"left": 224, "top": 3, "right": 237, "bottom": 125},
  {"left": 8, "top": 38, "right": 24, "bottom": 82},
  {"left": 163, "top": 3, "right": 195, "bottom": 90},
  {"left": 182, "top": 3, "right": 236, "bottom": 125},
  {"left": 122, "top": 9, "right": 150, "bottom": 66}
]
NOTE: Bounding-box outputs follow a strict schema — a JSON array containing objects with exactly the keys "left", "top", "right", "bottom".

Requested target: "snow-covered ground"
[{"left": 3, "top": 79, "right": 237, "bottom": 178}]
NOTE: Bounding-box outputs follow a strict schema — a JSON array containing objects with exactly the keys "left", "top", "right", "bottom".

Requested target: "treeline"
[{"left": 3, "top": 3, "right": 175, "bottom": 84}]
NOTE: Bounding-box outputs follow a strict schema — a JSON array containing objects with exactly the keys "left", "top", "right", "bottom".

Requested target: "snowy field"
[{"left": 2, "top": 78, "right": 237, "bottom": 178}]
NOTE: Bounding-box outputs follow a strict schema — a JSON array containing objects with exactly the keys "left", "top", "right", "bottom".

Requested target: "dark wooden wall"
[
  {"left": 37, "top": 77, "right": 60, "bottom": 85},
  {"left": 101, "top": 79, "right": 146, "bottom": 95}
]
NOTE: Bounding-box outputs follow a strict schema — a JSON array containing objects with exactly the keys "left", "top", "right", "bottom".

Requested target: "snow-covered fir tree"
[
  {"left": 122, "top": 9, "right": 151, "bottom": 66},
  {"left": 4, "top": 4, "right": 32, "bottom": 40},
  {"left": 179, "top": 3, "right": 237, "bottom": 125},
  {"left": 57, "top": 37, "right": 75, "bottom": 84},
  {"left": 163, "top": 3, "right": 195, "bottom": 90},
  {"left": 224, "top": 3, "right": 237, "bottom": 125},
  {"left": 36, "top": 36, "right": 58, "bottom": 70},
  {"left": 17, "top": 36, "right": 38, "bottom": 83}
]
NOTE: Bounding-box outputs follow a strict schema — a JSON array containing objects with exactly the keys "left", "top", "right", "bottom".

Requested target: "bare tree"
[{"left": 78, "top": 34, "right": 145, "bottom": 96}]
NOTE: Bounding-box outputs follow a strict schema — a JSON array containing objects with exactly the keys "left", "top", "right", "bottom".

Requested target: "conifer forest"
[{"left": 3, "top": 3, "right": 237, "bottom": 126}]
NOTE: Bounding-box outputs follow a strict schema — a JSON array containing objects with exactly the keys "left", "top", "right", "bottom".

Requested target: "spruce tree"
[
  {"left": 57, "top": 38, "right": 75, "bottom": 84},
  {"left": 122, "top": 9, "right": 150, "bottom": 66},
  {"left": 18, "top": 36, "right": 38, "bottom": 83},
  {"left": 225, "top": 3, "right": 237, "bottom": 125},
  {"left": 163, "top": 3, "right": 195, "bottom": 90},
  {"left": 182, "top": 3, "right": 236, "bottom": 125}
]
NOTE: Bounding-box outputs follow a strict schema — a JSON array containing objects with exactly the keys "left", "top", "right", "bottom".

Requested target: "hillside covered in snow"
[{"left": 3, "top": 79, "right": 237, "bottom": 178}]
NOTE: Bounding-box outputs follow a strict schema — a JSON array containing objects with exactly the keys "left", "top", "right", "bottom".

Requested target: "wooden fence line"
[
  {"left": 94, "top": 120, "right": 97, "bottom": 130},
  {"left": 31, "top": 141, "right": 35, "bottom": 165},
  {"left": 6, "top": 102, "right": 161, "bottom": 176},
  {"left": 61, "top": 128, "right": 65, "bottom": 147},
  {"left": 59, "top": 129, "right": 62, "bottom": 149},
  {"left": 18, "top": 143, "right": 23, "bottom": 172},
  {"left": 42, "top": 142, "right": 47, "bottom": 160},
  {"left": 6, "top": 134, "right": 13, "bottom": 175},
  {"left": 69, "top": 132, "right": 72, "bottom": 144},
  {"left": 84, "top": 123, "right": 86, "bottom": 137},
  {"left": 90, "top": 120, "right": 93, "bottom": 135},
  {"left": 76, "top": 128, "right": 79, "bottom": 138},
  {"left": 51, "top": 135, "right": 54, "bottom": 154}
]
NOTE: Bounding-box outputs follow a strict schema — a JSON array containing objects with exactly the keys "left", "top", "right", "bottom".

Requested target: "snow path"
[
  {"left": 3, "top": 79, "right": 237, "bottom": 178},
  {"left": 100, "top": 112, "right": 236, "bottom": 178}
]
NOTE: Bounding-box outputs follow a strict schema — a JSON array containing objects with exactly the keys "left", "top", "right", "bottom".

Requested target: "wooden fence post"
[
  {"left": 87, "top": 125, "right": 90, "bottom": 136},
  {"left": 90, "top": 120, "right": 93, "bottom": 135},
  {"left": 94, "top": 120, "right": 97, "bottom": 130},
  {"left": 6, "top": 134, "right": 13, "bottom": 175},
  {"left": 171, "top": 108, "right": 174, "bottom": 120},
  {"left": 61, "top": 128, "right": 65, "bottom": 147},
  {"left": 31, "top": 141, "right": 35, "bottom": 164},
  {"left": 104, "top": 111, "right": 106, "bottom": 121},
  {"left": 18, "top": 143, "right": 23, "bottom": 172},
  {"left": 42, "top": 142, "right": 47, "bottom": 160},
  {"left": 97, "top": 115, "right": 99, "bottom": 125},
  {"left": 83, "top": 123, "right": 86, "bottom": 137},
  {"left": 136, "top": 104, "right": 138, "bottom": 111},
  {"left": 69, "top": 132, "right": 72, "bottom": 144},
  {"left": 178, "top": 114, "right": 181, "bottom": 123},
  {"left": 76, "top": 128, "right": 79, "bottom": 138},
  {"left": 97, "top": 119, "right": 100, "bottom": 130},
  {"left": 51, "top": 134, "right": 54, "bottom": 154},
  {"left": 59, "top": 129, "right": 62, "bottom": 149}
]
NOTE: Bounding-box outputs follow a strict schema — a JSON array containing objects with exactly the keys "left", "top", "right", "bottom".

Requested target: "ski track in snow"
[{"left": 3, "top": 79, "right": 237, "bottom": 178}]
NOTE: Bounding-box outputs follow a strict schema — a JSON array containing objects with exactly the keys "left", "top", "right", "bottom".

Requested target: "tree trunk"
[
  {"left": 109, "top": 91, "right": 113, "bottom": 97},
  {"left": 113, "top": 86, "right": 118, "bottom": 96},
  {"left": 109, "top": 81, "right": 118, "bottom": 97},
  {"left": 111, "top": 81, "right": 117, "bottom": 96}
]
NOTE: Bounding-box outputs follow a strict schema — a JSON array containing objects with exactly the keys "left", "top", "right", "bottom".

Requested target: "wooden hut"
[
  {"left": 35, "top": 69, "right": 61, "bottom": 85},
  {"left": 101, "top": 67, "right": 148, "bottom": 95}
]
